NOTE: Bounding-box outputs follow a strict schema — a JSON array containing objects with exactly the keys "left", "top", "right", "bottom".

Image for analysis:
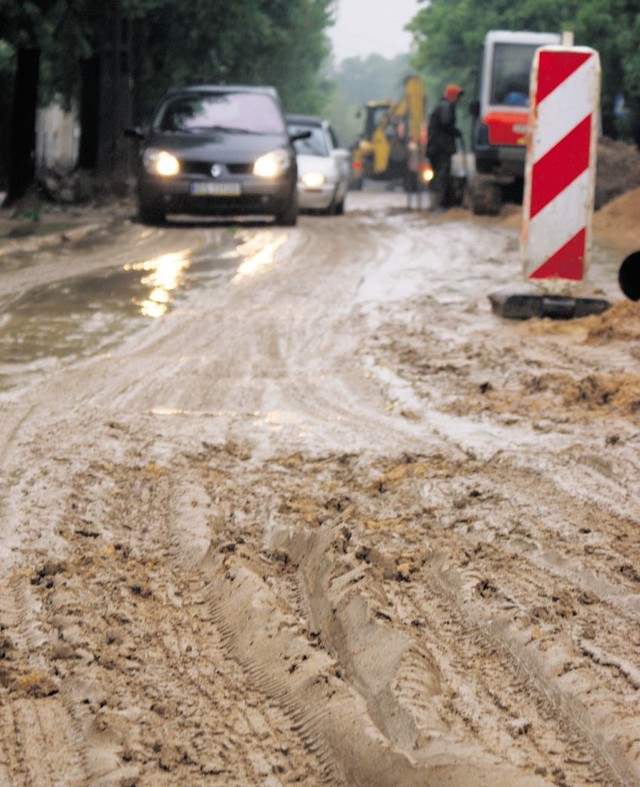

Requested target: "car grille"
[{"left": 181, "top": 161, "right": 253, "bottom": 176}]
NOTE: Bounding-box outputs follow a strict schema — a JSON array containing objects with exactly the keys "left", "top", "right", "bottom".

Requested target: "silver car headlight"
[
  {"left": 143, "top": 149, "right": 180, "bottom": 177},
  {"left": 253, "top": 148, "right": 291, "bottom": 179},
  {"left": 301, "top": 172, "right": 326, "bottom": 188}
]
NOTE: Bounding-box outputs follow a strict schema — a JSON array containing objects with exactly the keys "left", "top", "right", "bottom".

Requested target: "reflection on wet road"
[
  {"left": 124, "top": 249, "right": 192, "bottom": 317},
  {"left": 0, "top": 243, "right": 239, "bottom": 391},
  {"left": 231, "top": 231, "right": 290, "bottom": 280}
]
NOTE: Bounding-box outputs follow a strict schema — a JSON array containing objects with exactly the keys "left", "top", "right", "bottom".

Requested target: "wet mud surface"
[{"left": 0, "top": 191, "right": 639, "bottom": 785}]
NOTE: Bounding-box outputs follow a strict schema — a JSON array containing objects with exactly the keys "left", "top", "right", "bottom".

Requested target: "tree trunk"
[
  {"left": 97, "top": 4, "right": 133, "bottom": 192},
  {"left": 77, "top": 56, "right": 101, "bottom": 170},
  {"left": 4, "top": 46, "right": 40, "bottom": 207}
]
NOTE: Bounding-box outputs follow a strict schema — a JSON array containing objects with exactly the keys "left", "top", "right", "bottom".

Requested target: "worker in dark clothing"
[{"left": 427, "top": 84, "right": 464, "bottom": 211}]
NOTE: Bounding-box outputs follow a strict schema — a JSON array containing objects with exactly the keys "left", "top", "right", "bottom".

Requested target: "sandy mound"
[
  {"left": 582, "top": 298, "right": 640, "bottom": 342},
  {"left": 592, "top": 186, "right": 640, "bottom": 243},
  {"left": 498, "top": 184, "right": 640, "bottom": 244},
  {"left": 595, "top": 137, "right": 640, "bottom": 209}
]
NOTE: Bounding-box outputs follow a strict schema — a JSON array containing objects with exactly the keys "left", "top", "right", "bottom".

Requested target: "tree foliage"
[
  {"left": 408, "top": 0, "right": 640, "bottom": 144},
  {"left": 0, "top": 0, "right": 336, "bottom": 200},
  {"left": 124, "top": 0, "right": 335, "bottom": 120}
]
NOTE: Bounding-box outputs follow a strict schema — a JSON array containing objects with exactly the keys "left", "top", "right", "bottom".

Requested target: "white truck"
[{"left": 467, "top": 30, "right": 561, "bottom": 214}]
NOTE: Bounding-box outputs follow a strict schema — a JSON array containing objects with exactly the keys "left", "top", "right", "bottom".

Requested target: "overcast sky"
[{"left": 329, "top": 0, "right": 420, "bottom": 62}]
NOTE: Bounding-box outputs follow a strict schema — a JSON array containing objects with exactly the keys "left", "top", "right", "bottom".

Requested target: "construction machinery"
[
  {"left": 466, "top": 30, "right": 561, "bottom": 214},
  {"left": 350, "top": 75, "right": 430, "bottom": 191}
]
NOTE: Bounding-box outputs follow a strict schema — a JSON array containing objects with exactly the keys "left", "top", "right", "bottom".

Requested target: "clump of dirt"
[
  {"left": 525, "top": 299, "right": 640, "bottom": 343},
  {"left": 556, "top": 372, "right": 640, "bottom": 414},
  {"left": 582, "top": 298, "right": 640, "bottom": 342},
  {"left": 596, "top": 137, "right": 640, "bottom": 209},
  {"left": 473, "top": 370, "right": 640, "bottom": 418}
]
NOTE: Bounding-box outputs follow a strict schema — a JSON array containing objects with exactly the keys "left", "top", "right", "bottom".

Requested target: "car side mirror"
[
  {"left": 124, "top": 127, "right": 145, "bottom": 140},
  {"left": 289, "top": 130, "right": 312, "bottom": 143},
  {"left": 333, "top": 149, "right": 350, "bottom": 161},
  {"left": 469, "top": 100, "right": 480, "bottom": 118}
]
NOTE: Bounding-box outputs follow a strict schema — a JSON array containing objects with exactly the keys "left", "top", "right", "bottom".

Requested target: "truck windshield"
[{"left": 490, "top": 43, "right": 538, "bottom": 107}]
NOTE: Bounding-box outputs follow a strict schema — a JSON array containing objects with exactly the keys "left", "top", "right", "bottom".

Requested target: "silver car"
[{"left": 286, "top": 114, "right": 351, "bottom": 215}]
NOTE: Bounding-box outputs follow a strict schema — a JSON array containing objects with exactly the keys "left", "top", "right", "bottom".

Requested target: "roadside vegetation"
[{"left": 0, "top": 0, "right": 335, "bottom": 204}]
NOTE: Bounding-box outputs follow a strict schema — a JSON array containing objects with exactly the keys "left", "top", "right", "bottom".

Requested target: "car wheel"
[
  {"left": 274, "top": 192, "right": 298, "bottom": 226},
  {"left": 322, "top": 198, "right": 344, "bottom": 216},
  {"left": 138, "top": 194, "right": 166, "bottom": 226}
]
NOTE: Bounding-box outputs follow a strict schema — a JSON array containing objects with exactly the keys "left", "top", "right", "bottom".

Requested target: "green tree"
[
  {"left": 0, "top": 0, "right": 337, "bottom": 203},
  {"left": 0, "top": 0, "right": 65, "bottom": 205}
]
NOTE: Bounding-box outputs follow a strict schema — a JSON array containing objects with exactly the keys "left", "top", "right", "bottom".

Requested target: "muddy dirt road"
[{"left": 1, "top": 192, "right": 639, "bottom": 786}]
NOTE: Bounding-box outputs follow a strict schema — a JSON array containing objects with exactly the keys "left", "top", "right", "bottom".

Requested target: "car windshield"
[
  {"left": 289, "top": 125, "right": 329, "bottom": 157},
  {"left": 154, "top": 91, "right": 286, "bottom": 134}
]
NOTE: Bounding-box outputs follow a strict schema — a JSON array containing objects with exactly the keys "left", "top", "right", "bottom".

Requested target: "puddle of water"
[
  {"left": 0, "top": 246, "right": 238, "bottom": 391},
  {"left": 124, "top": 249, "right": 193, "bottom": 318}
]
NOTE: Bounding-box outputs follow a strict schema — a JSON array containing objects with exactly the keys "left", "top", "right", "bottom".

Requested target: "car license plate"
[{"left": 190, "top": 182, "right": 241, "bottom": 196}]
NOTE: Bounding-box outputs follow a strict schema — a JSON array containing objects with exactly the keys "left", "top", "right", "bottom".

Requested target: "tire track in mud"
[
  {"left": 68, "top": 456, "right": 330, "bottom": 785},
  {"left": 174, "top": 441, "right": 640, "bottom": 786},
  {"left": 0, "top": 573, "right": 88, "bottom": 787},
  {"left": 165, "top": 449, "right": 573, "bottom": 785},
  {"left": 413, "top": 460, "right": 640, "bottom": 625},
  {"left": 365, "top": 455, "right": 640, "bottom": 783},
  {"left": 273, "top": 522, "right": 638, "bottom": 787},
  {"left": 0, "top": 422, "right": 332, "bottom": 785},
  {"left": 186, "top": 543, "right": 547, "bottom": 787},
  {"left": 159, "top": 447, "right": 550, "bottom": 786},
  {"left": 415, "top": 559, "right": 636, "bottom": 786}
]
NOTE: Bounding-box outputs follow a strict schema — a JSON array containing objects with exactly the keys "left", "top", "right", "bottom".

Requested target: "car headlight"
[
  {"left": 301, "top": 172, "right": 326, "bottom": 188},
  {"left": 253, "top": 148, "right": 291, "bottom": 178},
  {"left": 143, "top": 149, "right": 180, "bottom": 177}
]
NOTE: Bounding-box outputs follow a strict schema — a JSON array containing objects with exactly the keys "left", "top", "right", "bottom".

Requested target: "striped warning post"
[{"left": 522, "top": 46, "right": 601, "bottom": 285}]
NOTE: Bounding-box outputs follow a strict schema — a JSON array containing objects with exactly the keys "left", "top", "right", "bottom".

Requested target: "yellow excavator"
[{"left": 350, "top": 75, "right": 431, "bottom": 190}]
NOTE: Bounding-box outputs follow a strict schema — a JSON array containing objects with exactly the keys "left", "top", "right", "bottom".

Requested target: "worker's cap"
[{"left": 445, "top": 84, "right": 464, "bottom": 101}]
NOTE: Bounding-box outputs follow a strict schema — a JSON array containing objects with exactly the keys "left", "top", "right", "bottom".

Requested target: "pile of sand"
[
  {"left": 582, "top": 299, "right": 640, "bottom": 342},
  {"left": 592, "top": 187, "right": 640, "bottom": 243},
  {"left": 595, "top": 138, "right": 640, "bottom": 209},
  {"left": 499, "top": 186, "right": 640, "bottom": 243}
]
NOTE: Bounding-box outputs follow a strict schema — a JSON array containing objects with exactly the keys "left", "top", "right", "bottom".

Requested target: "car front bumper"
[
  {"left": 297, "top": 183, "right": 338, "bottom": 211},
  {"left": 139, "top": 175, "right": 295, "bottom": 216}
]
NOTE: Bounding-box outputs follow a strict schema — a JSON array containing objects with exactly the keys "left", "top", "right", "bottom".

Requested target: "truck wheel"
[{"left": 467, "top": 175, "right": 502, "bottom": 216}]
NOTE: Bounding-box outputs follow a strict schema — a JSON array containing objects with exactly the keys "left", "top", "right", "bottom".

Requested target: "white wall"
[{"left": 36, "top": 102, "right": 79, "bottom": 170}]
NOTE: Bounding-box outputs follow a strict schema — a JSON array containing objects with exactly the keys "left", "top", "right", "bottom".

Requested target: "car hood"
[
  {"left": 146, "top": 130, "right": 289, "bottom": 163},
  {"left": 295, "top": 154, "right": 340, "bottom": 178}
]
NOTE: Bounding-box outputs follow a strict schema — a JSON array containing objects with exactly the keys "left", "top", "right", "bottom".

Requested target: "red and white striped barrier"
[{"left": 522, "top": 46, "right": 601, "bottom": 285}]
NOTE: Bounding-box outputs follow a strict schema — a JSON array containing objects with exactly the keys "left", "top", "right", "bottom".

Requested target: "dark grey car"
[{"left": 126, "top": 85, "right": 300, "bottom": 226}]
